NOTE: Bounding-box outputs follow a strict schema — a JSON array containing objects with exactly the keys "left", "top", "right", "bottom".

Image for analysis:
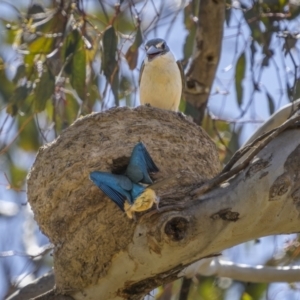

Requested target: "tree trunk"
[{"left": 184, "top": 0, "right": 225, "bottom": 124}]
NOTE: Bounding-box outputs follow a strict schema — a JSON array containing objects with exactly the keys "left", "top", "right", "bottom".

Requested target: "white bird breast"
[{"left": 139, "top": 51, "right": 182, "bottom": 111}]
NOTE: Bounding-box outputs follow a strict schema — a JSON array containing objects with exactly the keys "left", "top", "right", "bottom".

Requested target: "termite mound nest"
[{"left": 27, "top": 105, "right": 221, "bottom": 292}]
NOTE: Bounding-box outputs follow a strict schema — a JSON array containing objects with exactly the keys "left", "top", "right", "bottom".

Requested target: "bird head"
[{"left": 144, "top": 38, "right": 170, "bottom": 61}]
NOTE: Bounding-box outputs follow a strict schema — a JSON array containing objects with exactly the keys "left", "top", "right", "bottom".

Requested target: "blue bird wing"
[
  {"left": 90, "top": 172, "right": 133, "bottom": 211},
  {"left": 126, "top": 164, "right": 144, "bottom": 184},
  {"left": 126, "top": 142, "right": 159, "bottom": 184},
  {"left": 131, "top": 183, "right": 146, "bottom": 202},
  {"left": 138, "top": 142, "right": 159, "bottom": 173},
  {"left": 117, "top": 175, "right": 134, "bottom": 193},
  {"left": 94, "top": 182, "right": 126, "bottom": 211}
]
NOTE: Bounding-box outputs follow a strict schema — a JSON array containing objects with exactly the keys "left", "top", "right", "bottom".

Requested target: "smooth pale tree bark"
[
  {"left": 26, "top": 106, "right": 300, "bottom": 300},
  {"left": 243, "top": 99, "right": 300, "bottom": 146},
  {"left": 183, "top": 257, "right": 300, "bottom": 283}
]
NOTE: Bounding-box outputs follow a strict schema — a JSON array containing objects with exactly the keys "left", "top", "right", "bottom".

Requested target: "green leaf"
[
  {"left": 86, "top": 34, "right": 101, "bottom": 66},
  {"left": 17, "top": 115, "right": 40, "bottom": 151},
  {"left": 202, "top": 114, "right": 232, "bottom": 163},
  {"left": 102, "top": 26, "right": 118, "bottom": 79},
  {"left": 114, "top": 14, "right": 135, "bottom": 32},
  {"left": 23, "top": 54, "right": 36, "bottom": 77},
  {"left": 3, "top": 22, "right": 20, "bottom": 45},
  {"left": 241, "top": 292, "right": 253, "bottom": 300},
  {"left": 62, "top": 30, "right": 87, "bottom": 100},
  {"left": 235, "top": 51, "right": 246, "bottom": 107},
  {"left": 49, "top": 85, "right": 81, "bottom": 134},
  {"left": 179, "top": 98, "right": 186, "bottom": 112},
  {"left": 119, "top": 75, "right": 131, "bottom": 99},
  {"left": 70, "top": 38, "right": 86, "bottom": 100},
  {"left": 26, "top": 28, "right": 54, "bottom": 56},
  {"left": 195, "top": 277, "right": 224, "bottom": 299},
  {"left": 0, "top": 59, "right": 14, "bottom": 102},
  {"left": 64, "top": 92, "right": 80, "bottom": 126},
  {"left": 24, "top": 6, "right": 57, "bottom": 57},
  {"left": 27, "top": 3, "right": 44, "bottom": 16},
  {"left": 62, "top": 30, "right": 81, "bottom": 74},
  {"left": 6, "top": 86, "right": 30, "bottom": 116},
  {"left": 111, "top": 72, "right": 119, "bottom": 106},
  {"left": 83, "top": 82, "right": 100, "bottom": 114},
  {"left": 34, "top": 66, "right": 55, "bottom": 112},
  {"left": 245, "top": 282, "right": 268, "bottom": 299},
  {"left": 101, "top": 26, "right": 119, "bottom": 105},
  {"left": 13, "top": 64, "right": 26, "bottom": 84},
  {"left": 125, "top": 26, "right": 143, "bottom": 70},
  {"left": 266, "top": 91, "right": 275, "bottom": 115},
  {"left": 9, "top": 164, "right": 27, "bottom": 189}
]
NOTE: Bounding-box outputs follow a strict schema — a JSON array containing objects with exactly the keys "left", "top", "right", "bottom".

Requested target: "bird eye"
[{"left": 157, "top": 42, "right": 164, "bottom": 49}]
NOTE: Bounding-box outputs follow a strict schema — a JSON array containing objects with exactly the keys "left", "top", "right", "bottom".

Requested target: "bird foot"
[{"left": 177, "top": 111, "right": 186, "bottom": 119}]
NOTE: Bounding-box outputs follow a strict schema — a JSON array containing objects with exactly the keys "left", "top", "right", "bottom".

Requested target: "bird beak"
[
  {"left": 146, "top": 46, "right": 163, "bottom": 60},
  {"left": 147, "top": 45, "right": 162, "bottom": 55}
]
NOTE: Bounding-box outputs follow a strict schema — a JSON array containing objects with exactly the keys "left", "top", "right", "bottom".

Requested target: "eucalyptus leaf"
[
  {"left": 266, "top": 91, "right": 275, "bottom": 115},
  {"left": 17, "top": 115, "right": 40, "bottom": 151},
  {"left": 101, "top": 26, "right": 119, "bottom": 105},
  {"left": 6, "top": 86, "right": 30, "bottom": 116},
  {"left": 235, "top": 51, "right": 246, "bottom": 107},
  {"left": 34, "top": 66, "right": 55, "bottom": 112},
  {"left": 125, "top": 26, "right": 143, "bottom": 70}
]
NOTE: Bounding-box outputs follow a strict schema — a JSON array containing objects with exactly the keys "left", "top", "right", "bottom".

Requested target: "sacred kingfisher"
[
  {"left": 139, "top": 38, "right": 184, "bottom": 111},
  {"left": 90, "top": 171, "right": 159, "bottom": 219},
  {"left": 89, "top": 142, "right": 160, "bottom": 219}
]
